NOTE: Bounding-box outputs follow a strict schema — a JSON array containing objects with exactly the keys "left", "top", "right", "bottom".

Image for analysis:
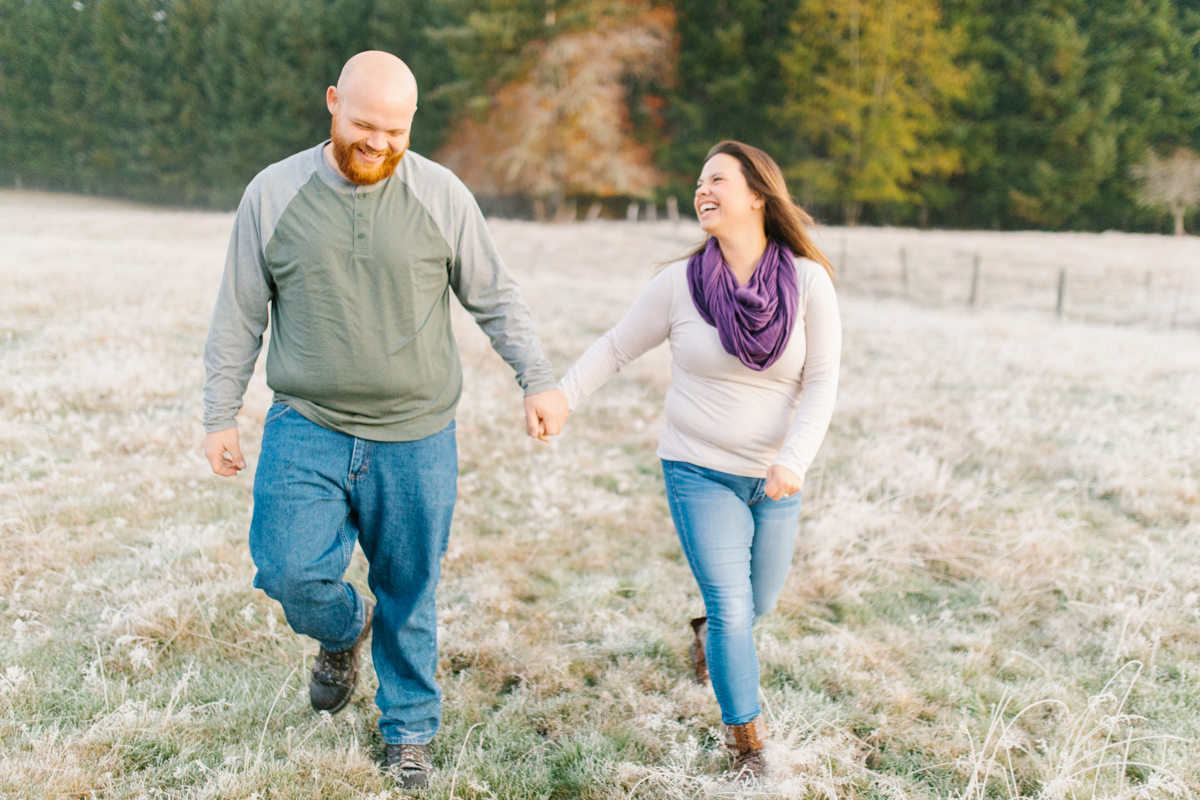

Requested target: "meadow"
[{"left": 1, "top": 189, "right": 1198, "bottom": 799}]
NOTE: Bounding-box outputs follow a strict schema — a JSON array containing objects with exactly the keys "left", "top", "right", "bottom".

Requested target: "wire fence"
[
  {"left": 621, "top": 217, "right": 1200, "bottom": 331},
  {"left": 818, "top": 226, "right": 1199, "bottom": 330}
]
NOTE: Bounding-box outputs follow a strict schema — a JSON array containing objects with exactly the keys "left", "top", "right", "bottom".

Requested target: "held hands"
[
  {"left": 204, "top": 428, "right": 246, "bottom": 477},
  {"left": 764, "top": 464, "right": 802, "bottom": 501},
  {"left": 204, "top": 389, "right": 568, "bottom": 476},
  {"left": 524, "top": 388, "right": 569, "bottom": 442}
]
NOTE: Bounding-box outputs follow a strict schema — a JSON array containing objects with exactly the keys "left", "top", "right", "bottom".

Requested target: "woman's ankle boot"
[
  {"left": 727, "top": 717, "right": 768, "bottom": 780},
  {"left": 688, "top": 616, "right": 709, "bottom": 685}
]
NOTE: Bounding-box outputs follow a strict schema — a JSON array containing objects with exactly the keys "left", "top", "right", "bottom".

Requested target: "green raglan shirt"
[{"left": 202, "top": 143, "right": 557, "bottom": 441}]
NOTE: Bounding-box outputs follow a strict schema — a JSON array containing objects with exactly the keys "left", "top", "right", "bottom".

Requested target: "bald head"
[
  {"left": 336, "top": 51, "right": 418, "bottom": 108},
  {"left": 324, "top": 51, "right": 419, "bottom": 184}
]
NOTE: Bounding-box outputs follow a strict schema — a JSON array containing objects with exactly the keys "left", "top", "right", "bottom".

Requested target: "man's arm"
[
  {"left": 443, "top": 181, "right": 567, "bottom": 438},
  {"left": 202, "top": 189, "right": 273, "bottom": 474}
]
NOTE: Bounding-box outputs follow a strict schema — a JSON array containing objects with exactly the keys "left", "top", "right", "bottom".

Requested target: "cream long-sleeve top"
[{"left": 558, "top": 257, "right": 841, "bottom": 481}]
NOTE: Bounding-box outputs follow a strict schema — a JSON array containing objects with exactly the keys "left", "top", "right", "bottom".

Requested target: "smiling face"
[
  {"left": 694, "top": 152, "right": 765, "bottom": 238},
  {"left": 325, "top": 52, "right": 418, "bottom": 184}
]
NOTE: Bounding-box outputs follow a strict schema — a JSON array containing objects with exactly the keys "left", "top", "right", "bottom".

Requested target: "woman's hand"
[{"left": 763, "top": 464, "right": 801, "bottom": 501}]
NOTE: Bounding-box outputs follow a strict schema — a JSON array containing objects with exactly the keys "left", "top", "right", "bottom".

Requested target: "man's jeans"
[
  {"left": 661, "top": 459, "right": 803, "bottom": 726},
  {"left": 249, "top": 402, "right": 457, "bottom": 744}
]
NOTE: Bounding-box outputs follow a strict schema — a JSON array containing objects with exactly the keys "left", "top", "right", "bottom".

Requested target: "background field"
[{"left": 1, "top": 190, "right": 1198, "bottom": 799}]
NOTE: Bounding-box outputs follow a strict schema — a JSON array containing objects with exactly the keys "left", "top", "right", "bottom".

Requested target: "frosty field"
[{"left": 1, "top": 189, "right": 1198, "bottom": 799}]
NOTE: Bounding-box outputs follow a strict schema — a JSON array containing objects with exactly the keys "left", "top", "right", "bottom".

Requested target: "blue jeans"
[
  {"left": 249, "top": 402, "right": 457, "bottom": 744},
  {"left": 662, "top": 460, "right": 803, "bottom": 725}
]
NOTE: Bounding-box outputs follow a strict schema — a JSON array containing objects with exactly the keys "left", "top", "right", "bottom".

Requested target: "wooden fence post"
[
  {"left": 968, "top": 254, "right": 981, "bottom": 308},
  {"left": 1056, "top": 269, "right": 1066, "bottom": 319},
  {"left": 626, "top": 202, "right": 639, "bottom": 222}
]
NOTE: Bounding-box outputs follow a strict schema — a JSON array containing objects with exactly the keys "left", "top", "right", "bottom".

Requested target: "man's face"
[{"left": 327, "top": 85, "right": 416, "bottom": 185}]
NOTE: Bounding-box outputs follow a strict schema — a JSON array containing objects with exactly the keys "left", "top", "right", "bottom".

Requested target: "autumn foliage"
[{"left": 435, "top": 4, "right": 675, "bottom": 213}]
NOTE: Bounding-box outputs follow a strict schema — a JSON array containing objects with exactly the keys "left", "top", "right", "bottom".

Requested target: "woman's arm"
[
  {"left": 773, "top": 265, "right": 842, "bottom": 481},
  {"left": 558, "top": 266, "right": 676, "bottom": 410}
]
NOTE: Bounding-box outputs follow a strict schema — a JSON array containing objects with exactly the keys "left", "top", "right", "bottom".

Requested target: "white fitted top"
[{"left": 559, "top": 257, "right": 841, "bottom": 480}]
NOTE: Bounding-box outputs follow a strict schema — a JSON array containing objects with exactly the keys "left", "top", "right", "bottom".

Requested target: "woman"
[{"left": 556, "top": 141, "right": 841, "bottom": 779}]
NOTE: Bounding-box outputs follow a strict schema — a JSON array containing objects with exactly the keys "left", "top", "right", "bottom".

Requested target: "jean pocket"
[{"left": 265, "top": 402, "right": 294, "bottom": 425}]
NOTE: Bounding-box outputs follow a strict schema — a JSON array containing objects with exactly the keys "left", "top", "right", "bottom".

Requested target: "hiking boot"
[
  {"left": 309, "top": 598, "right": 374, "bottom": 714},
  {"left": 689, "top": 616, "right": 709, "bottom": 685},
  {"left": 383, "top": 742, "right": 433, "bottom": 789},
  {"left": 728, "top": 716, "right": 768, "bottom": 781}
]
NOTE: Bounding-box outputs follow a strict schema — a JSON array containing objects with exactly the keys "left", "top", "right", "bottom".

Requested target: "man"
[{"left": 202, "top": 51, "right": 568, "bottom": 787}]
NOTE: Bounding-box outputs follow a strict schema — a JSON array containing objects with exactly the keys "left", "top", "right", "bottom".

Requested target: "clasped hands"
[
  {"left": 208, "top": 389, "right": 801, "bottom": 498},
  {"left": 522, "top": 388, "right": 800, "bottom": 500},
  {"left": 523, "top": 388, "right": 569, "bottom": 442}
]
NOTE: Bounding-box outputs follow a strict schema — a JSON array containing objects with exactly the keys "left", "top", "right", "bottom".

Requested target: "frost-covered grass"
[{"left": 1, "top": 190, "right": 1198, "bottom": 798}]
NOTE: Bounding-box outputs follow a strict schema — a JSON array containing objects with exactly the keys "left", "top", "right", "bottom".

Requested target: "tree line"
[{"left": 2, "top": 0, "right": 1199, "bottom": 231}]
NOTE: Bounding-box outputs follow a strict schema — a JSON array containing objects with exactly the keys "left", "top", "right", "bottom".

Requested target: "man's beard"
[{"left": 330, "top": 119, "right": 406, "bottom": 184}]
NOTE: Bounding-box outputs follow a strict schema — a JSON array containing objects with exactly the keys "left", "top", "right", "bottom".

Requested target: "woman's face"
[{"left": 694, "top": 153, "right": 764, "bottom": 238}]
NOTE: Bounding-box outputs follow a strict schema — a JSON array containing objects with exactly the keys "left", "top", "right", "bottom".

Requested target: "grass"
[{"left": 0, "top": 190, "right": 1198, "bottom": 798}]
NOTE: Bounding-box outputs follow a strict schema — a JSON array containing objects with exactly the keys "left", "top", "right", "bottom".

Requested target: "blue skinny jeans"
[
  {"left": 249, "top": 402, "right": 457, "bottom": 744},
  {"left": 662, "top": 459, "right": 803, "bottom": 725}
]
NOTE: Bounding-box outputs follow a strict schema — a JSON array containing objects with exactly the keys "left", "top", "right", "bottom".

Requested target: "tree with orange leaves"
[{"left": 436, "top": 2, "right": 675, "bottom": 217}]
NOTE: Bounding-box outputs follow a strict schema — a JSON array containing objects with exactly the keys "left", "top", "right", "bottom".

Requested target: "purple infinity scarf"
[{"left": 686, "top": 237, "right": 798, "bottom": 371}]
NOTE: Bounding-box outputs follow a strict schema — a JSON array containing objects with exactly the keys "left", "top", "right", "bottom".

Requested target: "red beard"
[{"left": 330, "top": 119, "right": 406, "bottom": 184}]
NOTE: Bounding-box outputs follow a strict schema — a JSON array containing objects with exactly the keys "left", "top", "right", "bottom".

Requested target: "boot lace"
[{"left": 312, "top": 646, "right": 356, "bottom": 684}]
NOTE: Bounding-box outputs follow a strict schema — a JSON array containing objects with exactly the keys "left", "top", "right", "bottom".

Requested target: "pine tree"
[
  {"left": 776, "top": 0, "right": 970, "bottom": 224},
  {"left": 945, "top": 0, "right": 1200, "bottom": 230},
  {"left": 661, "top": 0, "right": 800, "bottom": 200}
]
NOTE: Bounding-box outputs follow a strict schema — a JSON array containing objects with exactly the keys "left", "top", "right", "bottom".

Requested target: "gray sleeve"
[
  {"left": 443, "top": 182, "right": 558, "bottom": 395},
  {"left": 202, "top": 186, "right": 273, "bottom": 433}
]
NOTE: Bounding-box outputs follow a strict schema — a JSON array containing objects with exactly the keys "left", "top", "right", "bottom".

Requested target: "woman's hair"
[{"left": 688, "top": 140, "right": 834, "bottom": 283}]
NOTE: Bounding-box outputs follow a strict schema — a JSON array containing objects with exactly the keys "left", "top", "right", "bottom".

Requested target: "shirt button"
[
  {"left": 357, "top": 193, "right": 366, "bottom": 199},
  {"left": 357, "top": 233, "right": 365, "bottom": 239},
  {"left": 357, "top": 212, "right": 363, "bottom": 217}
]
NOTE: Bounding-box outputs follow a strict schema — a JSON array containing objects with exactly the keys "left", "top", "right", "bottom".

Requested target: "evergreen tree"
[
  {"left": 776, "top": 0, "right": 970, "bottom": 224},
  {"left": 0, "top": 0, "right": 466, "bottom": 207},
  {"left": 661, "top": 0, "right": 800, "bottom": 200},
  {"left": 0, "top": 0, "right": 107, "bottom": 193},
  {"left": 946, "top": 0, "right": 1200, "bottom": 230}
]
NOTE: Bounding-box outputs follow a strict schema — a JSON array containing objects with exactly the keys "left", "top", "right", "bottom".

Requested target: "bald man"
[{"left": 202, "top": 51, "right": 568, "bottom": 787}]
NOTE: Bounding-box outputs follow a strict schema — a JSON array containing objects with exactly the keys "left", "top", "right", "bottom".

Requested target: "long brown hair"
[{"left": 689, "top": 140, "right": 834, "bottom": 284}]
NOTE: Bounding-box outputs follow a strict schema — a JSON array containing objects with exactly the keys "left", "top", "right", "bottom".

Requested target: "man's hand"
[
  {"left": 764, "top": 464, "right": 802, "bottom": 501},
  {"left": 205, "top": 428, "right": 246, "bottom": 476},
  {"left": 524, "top": 389, "right": 569, "bottom": 442}
]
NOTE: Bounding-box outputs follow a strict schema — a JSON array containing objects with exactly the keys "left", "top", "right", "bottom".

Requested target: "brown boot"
[
  {"left": 727, "top": 717, "right": 768, "bottom": 781},
  {"left": 383, "top": 742, "right": 433, "bottom": 789},
  {"left": 689, "top": 616, "right": 709, "bottom": 685},
  {"left": 309, "top": 598, "right": 375, "bottom": 714}
]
